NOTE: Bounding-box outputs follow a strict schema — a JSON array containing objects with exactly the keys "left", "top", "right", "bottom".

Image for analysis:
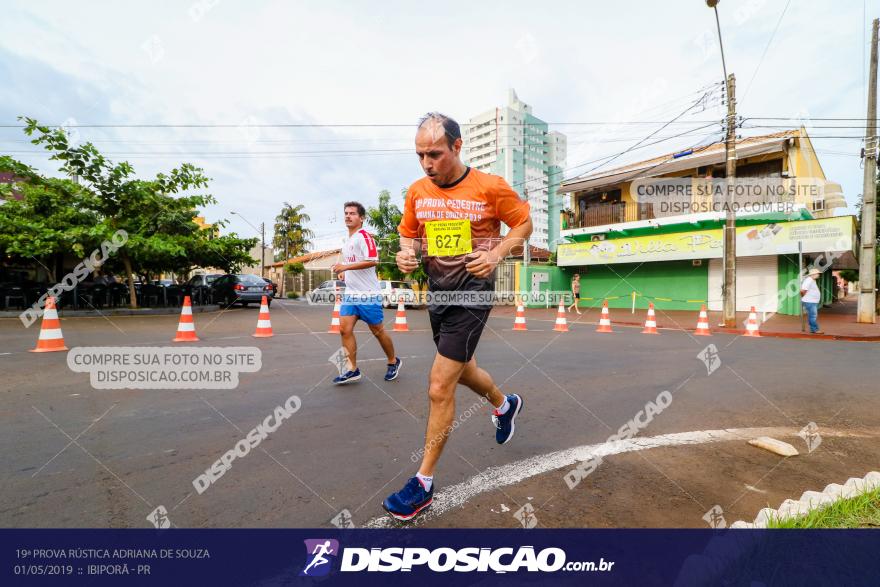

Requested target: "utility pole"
[
  {"left": 857, "top": 18, "right": 878, "bottom": 324},
  {"left": 259, "top": 222, "right": 266, "bottom": 278},
  {"left": 722, "top": 72, "right": 738, "bottom": 327},
  {"left": 708, "top": 0, "right": 738, "bottom": 327},
  {"left": 281, "top": 223, "right": 290, "bottom": 298}
]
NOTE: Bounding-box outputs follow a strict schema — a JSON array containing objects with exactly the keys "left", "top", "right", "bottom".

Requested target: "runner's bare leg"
[
  {"left": 339, "top": 315, "right": 358, "bottom": 370},
  {"left": 418, "top": 353, "right": 467, "bottom": 477},
  {"left": 367, "top": 322, "right": 396, "bottom": 363},
  {"left": 458, "top": 357, "right": 505, "bottom": 407}
]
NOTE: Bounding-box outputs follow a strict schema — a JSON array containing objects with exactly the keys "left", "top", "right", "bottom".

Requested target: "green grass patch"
[{"left": 767, "top": 487, "right": 880, "bottom": 528}]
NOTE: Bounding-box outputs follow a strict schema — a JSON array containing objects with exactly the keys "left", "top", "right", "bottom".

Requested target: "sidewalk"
[{"left": 494, "top": 295, "right": 880, "bottom": 341}]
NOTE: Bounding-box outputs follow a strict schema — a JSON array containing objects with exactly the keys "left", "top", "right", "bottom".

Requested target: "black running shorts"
[{"left": 428, "top": 306, "right": 491, "bottom": 363}]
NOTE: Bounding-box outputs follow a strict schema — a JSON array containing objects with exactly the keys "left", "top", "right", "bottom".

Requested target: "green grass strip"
[{"left": 767, "top": 487, "right": 880, "bottom": 529}]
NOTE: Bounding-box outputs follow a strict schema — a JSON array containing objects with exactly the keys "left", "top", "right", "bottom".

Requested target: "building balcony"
[{"left": 565, "top": 201, "right": 656, "bottom": 230}]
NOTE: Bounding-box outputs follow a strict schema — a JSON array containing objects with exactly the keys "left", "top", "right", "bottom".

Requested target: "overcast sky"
[{"left": 1, "top": 1, "right": 876, "bottom": 251}]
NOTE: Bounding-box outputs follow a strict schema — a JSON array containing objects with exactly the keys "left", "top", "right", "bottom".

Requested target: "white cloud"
[{"left": 0, "top": 0, "right": 875, "bottom": 243}]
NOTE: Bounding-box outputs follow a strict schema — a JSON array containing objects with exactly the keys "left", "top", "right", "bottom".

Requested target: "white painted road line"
[{"left": 363, "top": 426, "right": 875, "bottom": 528}]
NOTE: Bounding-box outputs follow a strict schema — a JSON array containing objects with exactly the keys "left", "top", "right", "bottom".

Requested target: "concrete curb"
[
  {"left": 502, "top": 314, "right": 880, "bottom": 342},
  {"left": 0, "top": 305, "right": 224, "bottom": 318},
  {"left": 730, "top": 471, "right": 880, "bottom": 528},
  {"left": 711, "top": 327, "right": 880, "bottom": 342}
]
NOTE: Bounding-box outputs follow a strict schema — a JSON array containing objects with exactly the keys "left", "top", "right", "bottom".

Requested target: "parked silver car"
[
  {"left": 307, "top": 280, "right": 346, "bottom": 304},
  {"left": 379, "top": 280, "right": 417, "bottom": 308}
]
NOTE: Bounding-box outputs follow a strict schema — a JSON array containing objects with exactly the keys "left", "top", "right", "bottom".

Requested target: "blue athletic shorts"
[{"left": 339, "top": 295, "right": 384, "bottom": 326}]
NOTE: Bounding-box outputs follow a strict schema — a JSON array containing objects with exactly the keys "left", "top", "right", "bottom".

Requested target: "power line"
[
  {"left": 4, "top": 126, "right": 726, "bottom": 160},
  {"left": 740, "top": 0, "right": 791, "bottom": 106},
  {"left": 7, "top": 151, "right": 414, "bottom": 160},
  {"left": 744, "top": 116, "right": 879, "bottom": 121},
  {"left": 0, "top": 120, "right": 730, "bottom": 129},
  {"left": 2, "top": 148, "right": 414, "bottom": 156},
  {"left": 742, "top": 125, "right": 877, "bottom": 129},
  {"left": 508, "top": 122, "right": 722, "bottom": 192},
  {"left": 570, "top": 90, "right": 718, "bottom": 180}
]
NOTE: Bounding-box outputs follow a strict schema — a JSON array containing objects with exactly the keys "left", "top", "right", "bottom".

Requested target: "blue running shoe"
[
  {"left": 382, "top": 476, "right": 433, "bottom": 521},
  {"left": 492, "top": 394, "right": 523, "bottom": 445},
  {"left": 333, "top": 368, "right": 362, "bottom": 385},
  {"left": 384, "top": 357, "right": 402, "bottom": 381}
]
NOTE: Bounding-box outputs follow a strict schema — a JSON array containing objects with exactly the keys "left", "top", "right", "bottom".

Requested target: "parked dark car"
[
  {"left": 262, "top": 277, "right": 278, "bottom": 297},
  {"left": 209, "top": 274, "right": 274, "bottom": 307},
  {"left": 184, "top": 273, "right": 223, "bottom": 305}
]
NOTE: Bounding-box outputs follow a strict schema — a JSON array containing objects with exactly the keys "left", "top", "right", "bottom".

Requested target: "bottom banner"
[{"left": 2, "top": 529, "right": 878, "bottom": 586}]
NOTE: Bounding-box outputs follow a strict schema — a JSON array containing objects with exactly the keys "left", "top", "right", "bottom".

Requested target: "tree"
[
  {"left": 19, "top": 118, "right": 256, "bottom": 307},
  {"left": 0, "top": 156, "right": 99, "bottom": 281},
  {"left": 273, "top": 203, "right": 313, "bottom": 262},
  {"left": 367, "top": 190, "right": 404, "bottom": 281},
  {"left": 846, "top": 177, "right": 880, "bottom": 282},
  {"left": 366, "top": 188, "right": 428, "bottom": 286},
  {"left": 285, "top": 262, "right": 305, "bottom": 275}
]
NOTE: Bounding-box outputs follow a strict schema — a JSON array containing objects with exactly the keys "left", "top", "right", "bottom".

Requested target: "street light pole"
[
  {"left": 708, "top": 0, "right": 738, "bottom": 327},
  {"left": 231, "top": 211, "right": 267, "bottom": 277}
]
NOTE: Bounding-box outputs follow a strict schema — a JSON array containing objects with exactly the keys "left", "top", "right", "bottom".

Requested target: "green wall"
[
  {"left": 777, "top": 254, "right": 835, "bottom": 316},
  {"left": 551, "top": 261, "right": 709, "bottom": 311},
  {"left": 519, "top": 265, "right": 570, "bottom": 308},
  {"left": 777, "top": 254, "right": 801, "bottom": 316},
  {"left": 821, "top": 269, "right": 833, "bottom": 306}
]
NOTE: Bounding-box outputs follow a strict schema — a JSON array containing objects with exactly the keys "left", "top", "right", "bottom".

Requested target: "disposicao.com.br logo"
[{"left": 300, "top": 541, "right": 614, "bottom": 575}]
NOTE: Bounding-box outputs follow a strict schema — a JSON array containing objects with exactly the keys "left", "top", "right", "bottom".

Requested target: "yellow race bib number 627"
[{"left": 425, "top": 219, "right": 473, "bottom": 257}]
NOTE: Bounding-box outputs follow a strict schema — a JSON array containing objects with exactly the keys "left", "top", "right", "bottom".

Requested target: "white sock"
[
  {"left": 493, "top": 396, "right": 510, "bottom": 416},
  {"left": 416, "top": 471, "right": 433, "bottom": 491}
]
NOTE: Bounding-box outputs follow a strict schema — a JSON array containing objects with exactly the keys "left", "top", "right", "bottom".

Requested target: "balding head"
[
  {"left": 417, "top": 112, "right": 461, "bottom": 149},
  {"left": 415, "top": 112, "right": 465, "bottom": 186}
]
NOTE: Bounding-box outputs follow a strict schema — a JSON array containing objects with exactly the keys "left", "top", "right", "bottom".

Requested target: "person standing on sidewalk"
[
  {"left": 330, "top": 202, "right": 402, "bottom": 384},
  {"left": 567, "top": 273, "right": 582, "bottom": 314},
  {"left": 381, "top": 112, "right": 532, "bottom": 521},
  {"left": 800, "top": 267, "right": 823, "bottom": 334}
]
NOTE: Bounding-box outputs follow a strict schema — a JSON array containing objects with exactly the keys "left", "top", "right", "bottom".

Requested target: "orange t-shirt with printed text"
[{"left": 398, "top": 167, "right": 530, "bottom": 295}]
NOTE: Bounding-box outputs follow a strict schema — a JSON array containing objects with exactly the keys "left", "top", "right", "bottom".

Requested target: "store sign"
[{"left": 557, "top": 217, "right": 855, "bottom": 266}]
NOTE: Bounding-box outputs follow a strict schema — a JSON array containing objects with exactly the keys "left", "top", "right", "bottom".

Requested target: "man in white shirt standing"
[
  {"left": 330, "top": 201, "right": 401, "bottom": 384},
  {"left": 800, "top": 267, "right": 823, "bottom": 334}
]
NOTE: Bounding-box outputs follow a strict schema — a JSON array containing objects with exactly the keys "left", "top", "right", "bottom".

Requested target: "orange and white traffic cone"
[
  {"left": 393, "top": 300, "right": 409, "bottom": 332},
  {"left": 694, "top": 305, "right": 712, "bottom": 336},
  {"left": 553, "top": 299, "right": 569, "bottom": 332},
  {"left": 513, "top": 297, "right": 528, "bottom": 331},
  {"left": 172, "top": 295, "right": 199, "bottom": 342},
  {"left": 641, "top": 303, "right": 659, "bottom": 334},
  {"left": 30, "top": 296, "right": 68, "bottom": 352},
  {"left": 744, "top": 306, "right": 761, "bottom": 337},
  {"left": 328, "top": 288, "right": 342, "bottom": 334},
  {"left": 596, "top": 300, "right": 613, "bottom": 333},
  {"left": 252, "top": 296, "right": 274, "bottom": 338}
]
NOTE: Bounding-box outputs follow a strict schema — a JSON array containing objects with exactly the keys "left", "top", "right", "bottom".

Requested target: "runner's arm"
[
  {"left": 397, "top": 190, "right": 421, "bottom": 273},
  {"left": 334, "top": 260, "right": 378, "bottom": 271},
  {"left": 397, "top": 236, "right": 419, "bottom": 273},
  {"left": 492, "top": 216, "right": 532, "bottom": 260},
  {"left": 465, "top": 216, "right": 532, "bottom": 278}
]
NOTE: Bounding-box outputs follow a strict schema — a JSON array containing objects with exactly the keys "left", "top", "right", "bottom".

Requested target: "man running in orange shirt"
[{"left": 382, "top": 112, "right": 533, "bottom": 521}]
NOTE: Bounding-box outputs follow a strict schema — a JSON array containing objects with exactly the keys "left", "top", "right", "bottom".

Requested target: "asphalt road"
[{"left": 1, "top": 301, "right": 878, "bottom": 529}]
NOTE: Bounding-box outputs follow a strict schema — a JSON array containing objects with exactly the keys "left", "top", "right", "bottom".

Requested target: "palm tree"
[{"left": 273, "top": 203, "right": 314, "bottom": 262}]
